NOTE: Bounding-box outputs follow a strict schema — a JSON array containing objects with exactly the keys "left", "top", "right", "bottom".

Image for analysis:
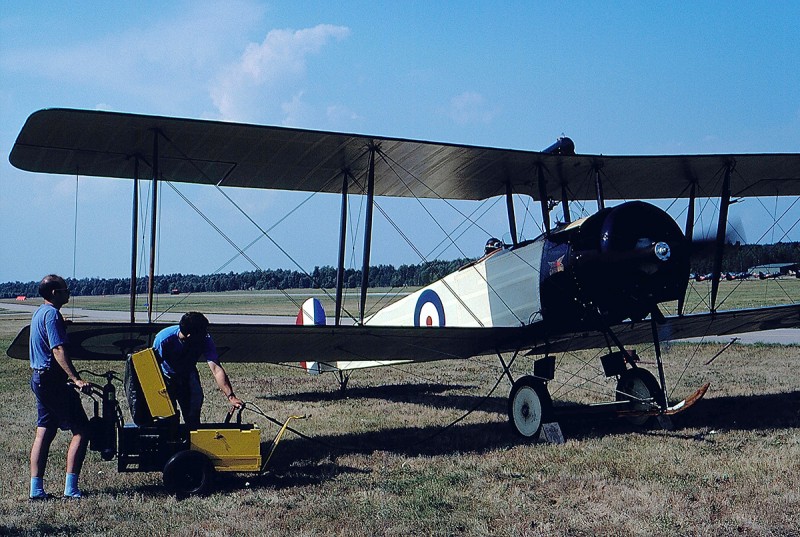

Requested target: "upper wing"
[
  {"left": 10, "top": 108, "right": 800, "bottom": 201},
  {"left": 7, "top": 304, "right": 800, "bottom": 363}
]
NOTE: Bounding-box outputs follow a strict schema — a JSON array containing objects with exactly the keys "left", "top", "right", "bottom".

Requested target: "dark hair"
[
  {"left": 179, "top": 312, "right": 209, "bottom": 338},
  {"left": 38, "top": 274, "right": 65, "bottom": 300}
]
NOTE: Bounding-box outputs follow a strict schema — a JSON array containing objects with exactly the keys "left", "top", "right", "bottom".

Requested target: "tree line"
[
  {"left": 690, "top": 241, "right": 800, "bottom": 274},
  {"left": 3, "top": 242, "right": 799, "bottom": 299},
  {"left": 0, "top": 259, "right": 471, "bottom": 298}
]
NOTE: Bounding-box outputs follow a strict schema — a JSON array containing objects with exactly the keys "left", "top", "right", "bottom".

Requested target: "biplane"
[{"left": 7, "top": 108, "right": 800, "bottom": 439}]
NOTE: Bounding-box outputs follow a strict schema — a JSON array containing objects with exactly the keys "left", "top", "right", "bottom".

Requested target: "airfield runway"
[
  {"left": 0, "top": 302, "right": 297, "bottom": 325},
  {"left": 4, "top": 301, "right": 800, "bottom": 344}
]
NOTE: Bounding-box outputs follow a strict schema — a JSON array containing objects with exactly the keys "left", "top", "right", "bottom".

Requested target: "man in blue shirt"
[
  {"left": 152, "top": 312, "right": 243, "bottom": 428},
  {"left": 28, "top": 274, "right": 91, "bottom": 500}
]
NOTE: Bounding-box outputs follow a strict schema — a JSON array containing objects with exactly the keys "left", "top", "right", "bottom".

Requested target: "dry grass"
[
  {"left": 0, "top": 287, "right": 412, "bottom": 319},
  {"left": 2, "top": 299, "right": 800, "bottom": 536}
]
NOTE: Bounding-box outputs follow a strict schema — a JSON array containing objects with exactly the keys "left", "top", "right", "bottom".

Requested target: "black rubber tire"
[
  {"left": 616, "top": 368, "right": 664, "bottom": 427},
  {"left": 163, "top": 449, "right": 215, "bottom": 495},
  {"left": 508, "top": 376, "right": 553, "bottom": 439}
]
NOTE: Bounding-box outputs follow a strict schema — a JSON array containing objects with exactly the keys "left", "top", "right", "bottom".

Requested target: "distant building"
[{"left": 747, "top": 263, "right": 800, "bottom": 277}]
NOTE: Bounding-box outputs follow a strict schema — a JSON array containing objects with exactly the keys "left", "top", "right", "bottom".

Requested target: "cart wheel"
[
  {"left": 508, "top": 376, "right": 553, "bottom": 439},
  {"left": 616, "top": 368, "right": 663, "bottom": 427},
  {"left": 163, "top": 450, "right": 214, "bottom": 495}
]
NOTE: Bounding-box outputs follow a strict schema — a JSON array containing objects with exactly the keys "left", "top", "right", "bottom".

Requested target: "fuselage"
[{"left": 366, "top": 201, "right": 689, "bottom": 332}]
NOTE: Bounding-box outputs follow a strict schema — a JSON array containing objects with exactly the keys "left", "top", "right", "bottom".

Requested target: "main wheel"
[
  {"left": 508, "top": 376, "right": 553, "bottom": 438},
  {"left": 163, "top": 449, "right": 215, "bottom": 495},
  {"left": 616, "top": 368, "right": 664, "bottom": 426}
]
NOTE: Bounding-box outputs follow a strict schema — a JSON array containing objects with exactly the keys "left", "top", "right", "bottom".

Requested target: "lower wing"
[{"left": 6, "top": 304, "right": 800, "bottom": 363}]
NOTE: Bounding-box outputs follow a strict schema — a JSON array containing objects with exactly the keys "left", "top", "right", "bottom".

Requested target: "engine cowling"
[{"left": 540, "top": 201, "right": 689, "bottom": 327}]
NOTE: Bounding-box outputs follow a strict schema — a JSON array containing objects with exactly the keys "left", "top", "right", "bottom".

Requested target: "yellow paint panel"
[
  {"left": 191, "top": 428, "right": 262, "bottom": 472},
  {"left": 131, "top": 348, "right": 176, "bottom": 419}
]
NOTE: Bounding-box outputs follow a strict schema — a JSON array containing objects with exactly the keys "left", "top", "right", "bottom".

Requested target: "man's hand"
[
  {"left": 73, "top": 379, "right": 92, "bottom": 394},
  {"left": 228, "top": 394, "right": 244, "bottom": 409}
]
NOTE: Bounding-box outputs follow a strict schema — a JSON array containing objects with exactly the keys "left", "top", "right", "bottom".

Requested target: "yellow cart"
[{"left": 85, "top": 348, "right": 303, "bottom": 495}]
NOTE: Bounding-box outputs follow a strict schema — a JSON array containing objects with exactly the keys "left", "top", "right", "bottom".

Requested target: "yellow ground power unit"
[
  {"left": 83, "top": 347, "right": 297, "bottom": 495},
  {"left": 190, "top": 426, "right": 262, "bottom": 472}
]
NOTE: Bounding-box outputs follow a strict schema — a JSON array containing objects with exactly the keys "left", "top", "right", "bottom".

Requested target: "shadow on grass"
[
  {"left": 269, "top": 379, "right": 800, "bottom": 432},
  {"left": 86, "top": 388, "right": 800, "bottom": 493},
  {"left": 269, "top": 382, "right": 506, "bottom": 412},
  {"left": 2, "top": 523, "right": 79, "bottom": 537},
  {"left": 261, "top": 388, "right": 800, "bottom": 466}
]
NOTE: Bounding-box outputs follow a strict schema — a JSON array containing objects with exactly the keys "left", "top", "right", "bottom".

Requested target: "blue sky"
[{"left": 2, "top": 1, "right": 800, "bottom": 283}]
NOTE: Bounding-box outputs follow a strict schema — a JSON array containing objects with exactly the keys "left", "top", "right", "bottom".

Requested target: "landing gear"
[
  {"left": 163, "top": 449, "right": 215, "bottom": 495},
  {"left": 508, "top": 376, "right": 553, "bottom": 438},
  {"left": 615, "top": 368, "right": 664, "bottom": 426}
]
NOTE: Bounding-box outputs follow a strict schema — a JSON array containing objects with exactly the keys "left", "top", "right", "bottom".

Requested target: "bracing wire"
[
  {"left": 69, "top": 172, "right": 80, "bottom": 318},
  {"left": 373, "top": 151, "right": 525, "bottom": 325},
  {"left": 153, "top": 131, "right": 365, "bottom": 323}
]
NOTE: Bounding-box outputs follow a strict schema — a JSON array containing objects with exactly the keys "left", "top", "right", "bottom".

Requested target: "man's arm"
[
  {"left": 208, "top": 361, "right": 243, "bottom": 408},
  {"left": 52, "top": 345, "right": 91, "bottom": 392}
]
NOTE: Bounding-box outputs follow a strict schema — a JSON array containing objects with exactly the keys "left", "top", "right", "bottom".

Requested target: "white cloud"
[
  {"left": 280, "top": 92, "right": 312, "bottom": 127},
  {"left": 326, "top": 104, "right": 362, "bottom": 126},
  {"left": 448, "top": 91, "right": 499, "bottom": 125},
  {"left": 1, "top": 1, "right": 265, "bottom": 113},
  {"left": 210, "top": 24, "right": 350, "bottom": 123}
]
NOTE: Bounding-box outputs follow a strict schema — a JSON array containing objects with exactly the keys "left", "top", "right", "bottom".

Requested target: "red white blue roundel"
[{"left": 414, "top": 289, "right": 445, "bottom": 327}]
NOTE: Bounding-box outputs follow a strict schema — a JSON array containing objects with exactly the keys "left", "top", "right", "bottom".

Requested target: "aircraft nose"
[{"left": 572, "top": 201, "right": 689, "bottom": 323}]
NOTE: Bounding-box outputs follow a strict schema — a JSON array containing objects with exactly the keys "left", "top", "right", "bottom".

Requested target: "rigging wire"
[
  {"left": 425, "top": 196, "right": 499, "bottom": 260},
  {"left": 69, "top": 172, "right": 80, "bottom": 319},
  {"left": 153, "top": 131, "right": 365, "bottom": 323},
  {"left": 374, "top": 151, "right": 525, "bottom": 325}
]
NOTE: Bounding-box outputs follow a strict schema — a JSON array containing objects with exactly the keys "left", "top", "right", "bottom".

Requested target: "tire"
[
  {"left": 508, "top": 376, "right": 553, "bottom": 438},
  {"left": 616, "top": 368, "right": 664, "bottom": 427},
  {"left": 163, "top": 449, "right": 215, "bottom": 495}
]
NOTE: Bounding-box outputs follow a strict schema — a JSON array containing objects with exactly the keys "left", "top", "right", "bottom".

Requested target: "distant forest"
[
  {"left": 0, "top": 259, "right": 470, "bottom": 298},
  {"left": 2, "top": 242, "right": 799, "bottom": 299}
]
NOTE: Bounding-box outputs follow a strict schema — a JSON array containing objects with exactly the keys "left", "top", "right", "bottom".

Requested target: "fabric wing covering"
[
  {"left": 10, "top": 108, "right": 800, "bottom": 201},
  {"left": 6, "top": 304, "right": 800, "bottom": 363}
]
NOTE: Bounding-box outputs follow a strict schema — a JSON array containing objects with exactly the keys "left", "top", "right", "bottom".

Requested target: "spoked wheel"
[
  {"left": 163, "top": 449, "right": 215, "bottom": 495},
  {"left": 508, "top": 376, "right": 553, "bottom": 439},
  {"left": 616, "top": 368, "right": 664, "bottom": 427}
]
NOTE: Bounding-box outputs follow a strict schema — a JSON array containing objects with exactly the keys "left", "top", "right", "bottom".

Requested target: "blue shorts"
[{"left": 31, "top": 369, "right": 89, "bottom": 431}]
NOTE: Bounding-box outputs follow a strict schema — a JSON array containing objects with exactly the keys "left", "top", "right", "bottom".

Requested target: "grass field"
[
  {"left": 9, "top": 276, "right": 800, "bottom": 318},
  {"left": 1, "top": 289, "right": 799, "bottom": 536},
  {"left": 29, "top": 287, "right": 415, "bottom": 319}
]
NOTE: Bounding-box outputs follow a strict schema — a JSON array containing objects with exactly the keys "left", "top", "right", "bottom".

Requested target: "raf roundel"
[{"left": 414, "top": 289, "right": 445, "bottom": 327}]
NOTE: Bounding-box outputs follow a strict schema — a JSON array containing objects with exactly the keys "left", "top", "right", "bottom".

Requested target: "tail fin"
[
  {"left": 295, "top": 298, "right": 413, "bottom": 375},
  {"left": 297, "top": 298, "right": 326, "bottom": 375},
  {"left": 296, "top": 297, "right": 326, "bottom": 326}
]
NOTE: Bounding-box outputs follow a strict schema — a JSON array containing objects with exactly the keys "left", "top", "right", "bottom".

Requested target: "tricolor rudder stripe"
[
  {"left": 296, "top": 297, "right": 326, "bottom": 326},
  {"left": 298, "top": 298, "right": 326, "bottom": 374}
]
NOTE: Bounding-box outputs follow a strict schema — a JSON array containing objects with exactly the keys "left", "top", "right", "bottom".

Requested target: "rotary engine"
[{"left": 540, "top": 201, "right": 689, "bottom": 327}]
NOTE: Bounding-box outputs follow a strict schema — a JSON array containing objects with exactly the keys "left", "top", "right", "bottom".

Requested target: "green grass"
[
  {"left": 2, "top": 292, "right": 800, "bottom": 535},
  {"left": 677, "top": 276, "right": 800, "bottom": 313},
  {"left": 1, "top": 287, "right": 414, "bottom": 318}
]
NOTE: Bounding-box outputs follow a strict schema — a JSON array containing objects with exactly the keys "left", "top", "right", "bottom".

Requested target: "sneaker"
[{"left": 29, "top": 493, "right": 55, "bottom": 502}]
